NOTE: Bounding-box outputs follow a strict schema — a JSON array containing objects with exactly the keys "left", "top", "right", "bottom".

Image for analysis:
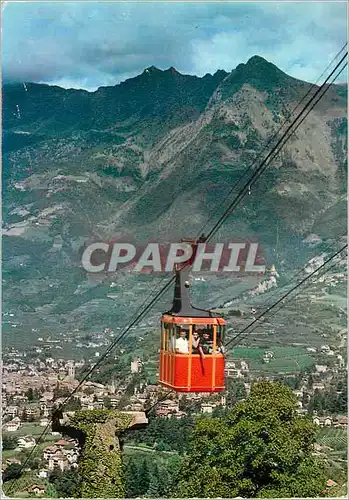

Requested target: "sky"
[{"left": 2, "top": 1, "right": 348, "bottom": 91}]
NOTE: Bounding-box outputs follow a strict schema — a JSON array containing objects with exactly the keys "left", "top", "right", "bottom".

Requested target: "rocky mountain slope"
[{"left": 2, "top": 56, "right": 347, "bottom": 343}]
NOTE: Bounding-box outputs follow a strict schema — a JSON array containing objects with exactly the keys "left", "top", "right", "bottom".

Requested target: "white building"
[
  {"left": 37, "top": 470, "right": 48, "bottom": 479},
  {"left": 5, "top": 406, "right": 19, "bottom": 418},
  {"left": 201, "top": 404, "right": 215, "bottom": 414},
  {"left": 17, "top": 437, "right": 36, "bottom": 449},
  {"left": 4, "top": 417, "right": 21, "bottom": 432},
  {"left": 313, "top": 383, "right": 325, "bottom": 391},
  {"left": 131, "top": 357, "right": 142, "bottom": 374},
  {"left": 241, "top": 361, "right": 249, "bottom": 371},
  {"left": 337, "top": 355, "right": 345, "bottom": 368},
  {"left": 67, "top": 362, "right": 75, "bottom": 379}
]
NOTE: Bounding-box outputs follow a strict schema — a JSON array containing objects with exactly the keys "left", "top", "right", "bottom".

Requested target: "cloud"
[{"left": 2, "top": 1, "right": 347, "bottom": 90}]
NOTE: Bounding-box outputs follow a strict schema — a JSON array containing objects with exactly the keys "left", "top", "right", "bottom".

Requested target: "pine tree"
[
  {"left": 138, "top": 459, "right": 150, "bottom": 496},
  {"left": 21, "top": 408, "right": 28, "bottom": 422},
  {"left": 147, "top": 463, "right": 160, "bottom": 497},
  {"left": 26, "top": 388, "right": 34, "bottom": 401},
  {"left": 45, "top": 484, "right": 58, "bottom": 498},
  {"left": 125, "top": 458, "right": 140, "bottom": 498}
]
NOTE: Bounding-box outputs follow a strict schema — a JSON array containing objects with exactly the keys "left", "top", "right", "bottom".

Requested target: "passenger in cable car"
[
  {"left": 201, "top": 331, "right": 213, "bottom": 354},
  {"left": 192, "top": 329, "right": 205, "bottom": 357},
  {"left": 175, "top": 329, "right": 189, "bottom": 353},
  {"left": 215, "top": 339, "right": 225, "bottom": 354}
]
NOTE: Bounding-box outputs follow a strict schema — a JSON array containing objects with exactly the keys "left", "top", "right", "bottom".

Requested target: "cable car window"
[
  {"left": 191, "top": 326, "right": 202, "bottom": 354},
  {"left": 175, "top": 326, "right": 189, "bottom": 354},
  {"left": 161, "top": 323, "right": 164, "bottom": 350},
  {"left": 201, "top": 325, "right": 214, "bottom": 355},
  {"left": 216, "top": 325, "right": 225, "bottom": 354},
  {"left": 191, "top": 325, "right": 205, "bottom": 355},
  {"left": 162, "top": 323, "right": 169, "bottom": 350},
  {"left": 168, "top": 324, "right": 176, "bottom": 352}
]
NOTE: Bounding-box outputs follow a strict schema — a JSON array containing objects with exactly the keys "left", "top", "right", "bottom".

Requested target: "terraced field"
[
  {"left": 317, "top": 427, "right": 348, "bottom": 451},
  {"left": 229, "top": 346, "right": 315, "bottom": 373}
]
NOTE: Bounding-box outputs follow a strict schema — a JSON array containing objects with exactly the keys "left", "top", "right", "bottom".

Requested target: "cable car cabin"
[{"left": 159, "top": 266, "right": 226, "bottom": 393}]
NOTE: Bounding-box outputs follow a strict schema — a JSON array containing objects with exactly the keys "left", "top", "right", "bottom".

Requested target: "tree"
[
  {"left": 19, "top": 449, "right": 40, "bottom": 470},
  {"left": 155, "top": 439, "right": 170, "bottom": 452},
  {"left": 84, "top": 387, "right": 95, "bottom": 396},
  {"left": 26, "top": 388, "right": 34, "bottom": 401},
  {"left": 226, "top": 379, "right": 247, "bottom": 408},
  {"left": 25, "top": 388, "right": 40, "bottom": 402},
  {"left": 45, "top": 484, "right": 58, "bottom": 498},
  {"left": 147, "top": 463, "right": 161, "bottom": 497},
  {"left": 2, "top": 434, "right": 18, "bottom": 450},
  {"left": 48, "top": 466, "right": 62, "bottom": 485},
  {"left": 123, "top": 413, "right": 195, "bottom": 453},
  {"left": 212, "top": 405, "right": 229, "bottom": 418},
  {"left": 138, "top": 459, "right": 150, "bottom": 496},
  {"left": 49, "top": 468, "right": 79, "bottom": 497},
  {"left": 103, "top": 396, "right": 112, "bottom": 409},
  {"left": 309, "top": 382, "right": 348, "bottom": 415},
  {"left": 53, "top": 382, "right": 71, "bottom": 400},
  {"left": 64, "top": 397, "right": 82, "bottom": 412},
  {"left": 176, "top": 381, "right": 326, "bottom": 498},
  {"left": 125, "top": 458, "right": 140, "bottom": 497},
  {"left": 178, "top": 397, "right": 201, "bottom": 414},
  {"left": 3, "top": 463, "right": 22, "bottom": 482},
  {"left": 179, "top": 395, "right": 188, "bottom": 411},
  {"left": 162, "top": 455, "right": 182, "bottom": 496},
  {"left": 21, "top": 408, "right": 28, "bottom": 422}
]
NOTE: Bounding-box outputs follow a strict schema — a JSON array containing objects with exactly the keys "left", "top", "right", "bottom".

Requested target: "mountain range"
[{"left": 2, "top": 55, "right": 347, "bottom": 344}]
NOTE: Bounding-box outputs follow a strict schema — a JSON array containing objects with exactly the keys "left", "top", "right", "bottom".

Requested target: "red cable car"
[{"left": 159, "top": 239, "right": 226, "bottom": 393}]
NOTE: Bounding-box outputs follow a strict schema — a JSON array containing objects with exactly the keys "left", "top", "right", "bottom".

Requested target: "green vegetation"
[
  {"left": 25, "top": 388, "right": 41, "bottom": 402},
  {"left": 176, "top": 382, "right": 327, "bottom": 498},
  {"left": 309, "top": 379, "right": 347, "bottom": 415},
  {"left": 68, "top": 409, "right": 132, "bottom": 498},
  {"left": 121, "top": 381, "right": 342, "bottom": 498},
  {"left": 124, "top": 453, "right": 182, "bottom": 498},
  {"left": 317, "top": 427, "right": 347, "bottom": 451},
  {"left": 2, "top": 435, "right": 18, "bottom": 450},
  {"left": 3, "top": 470, "right": 46, "bottom": 498},
  {"left": 124, "top": 414, "right": 195, "bottom": 453},
  {"left": 231, "top": 346, "right": 314, "bottom": 373},
  {"left": 3, "top": 423, "right": 55, "bottom": 438},
  {"left": 316, "top": 427, "right": 347, "bottom": 491},
  {"left": 3, "top": 382, "right": 346, "bottom": 498},
  {"left": 3, "top": 463, "right": 23, "bottom": 482},
  {"left": 48, "top": 468, "right": 79, "bottom": 497}
]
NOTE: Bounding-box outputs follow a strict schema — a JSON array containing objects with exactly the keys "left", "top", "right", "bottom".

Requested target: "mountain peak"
[
  {"left": 143, "top": 66, "right": 162, "bottom": 75},
  {"left": 217, "top": 54, "right": 295, "bottom": 99},
  {"left": 166, "top": 66, "right": 179, "bottom": 74},
  {"left": 246, "top": 55, "right": 270, "bottom": 66},
  {"left": 234, "top": 55, "right": 274, "bottom": 74}
]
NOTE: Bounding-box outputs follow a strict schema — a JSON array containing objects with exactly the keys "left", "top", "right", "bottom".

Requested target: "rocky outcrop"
[{"left": 52, "top": 409, "right": 148, "bottom": 498}]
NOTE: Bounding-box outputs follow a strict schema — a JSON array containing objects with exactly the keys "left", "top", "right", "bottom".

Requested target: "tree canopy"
[
  {"left": 124, "top": 413, "right": 195, "bottom": 453},
  {"left": 176, "top": 381, "right": 326, "bottom": 498},
  {"left": 48, "top": 468, "right": 79, "bottom": 497},
  {"left": 2, "top": 434, "right": 18, "bottom": 450},
  {"left": 308, "top": 378, "right": 347, "bottom": 415}
]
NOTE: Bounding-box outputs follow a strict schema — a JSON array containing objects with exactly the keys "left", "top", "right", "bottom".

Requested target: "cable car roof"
[{"left": 164, "top": 266, "right": 221, "bottom": 318}]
